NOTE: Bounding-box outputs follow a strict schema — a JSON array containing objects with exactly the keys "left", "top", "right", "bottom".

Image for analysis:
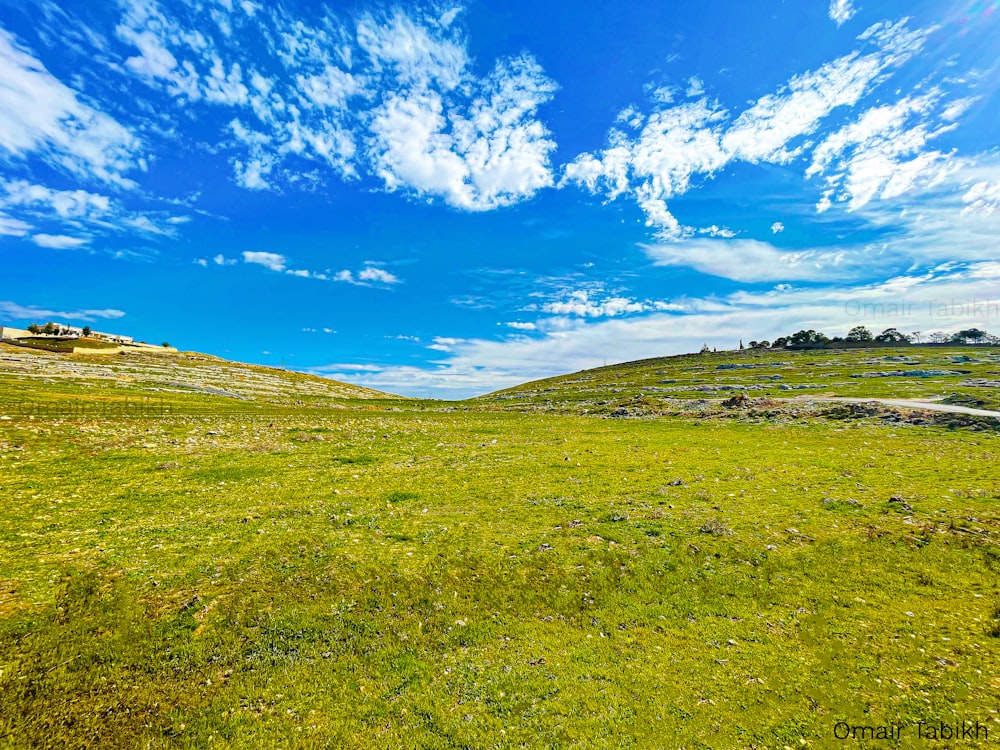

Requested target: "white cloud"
[
  {"left": 335, "top": 265, "right": 401, "bottom": 286},
  {"left": 427, "top": 336, "right": 464, "bottom": 352},
  {"left": 699, "top": 224, "right": 737, "bottom": 238},
  {"left": 31, "top": 233, "right": 90, "bottom": 249},
  {"left": 686, "top": 77, "right": 705, "bottom": 98},
  {"left": 356, "top": 10, "right": 466, "bottom": 90},
  {"left": 242, "top": 250, "right": 286, "bottom": 271},
  {"left": 829, "top": 0, "right": 859, "bottom": 26},
  {"left": 238, "top": 252, "right": 399, "bottom": 288},
  {"left": 807, "top": 90, "right": 960, "bottom": 211},
  {"left": 771, "top": 221, "right": 785, "bottom": 233},
  {"left": 0, "top": 180, "right": 185, "bottom": 242},
  {"left": 0, "top": 300, "right": 125, "bottom": 322},
  {"left": 962, "top": 180, "right": 1000, "bottom": 216},
  {"left": 357, "top": 266, "right": 399, "bottom": 284},
  {"left": 195, "top": 258, "right": 208, "bottom": 267},
  {"left": 213, "top": 253, "right": 237, "bottom": 265},
  {"left": 529, "top": 285, "right": 686, "bottom": 319},
  {"left": 323, "top": 260, "right": 1000, "bottom": 399},
  {"left": 541, "top": 291, "right": 653, "bottom": 318},
  {"left": 368, "top": 54, "right": 558, "bottom": 210},
  {"left": 1, "top": 181, "right": 111, "bottom": 219},
  {"left": 0, "top": 213, "right": 31, "bottom": 236},
  {"left": 563, "top": 20, "right": 932, "bottom": 238},
  {"left": 0, "top": 30, "right": 140, "bottom": 186},
  {"left": 506, "top": 321, "right": 537, "bottom": 331},
  {"left": 643, "top": 238, "right": 857, "bottom": 282}
]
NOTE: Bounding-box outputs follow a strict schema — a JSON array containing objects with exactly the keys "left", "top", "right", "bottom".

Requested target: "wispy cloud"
[
  {"left": 0, "top": 213, "right": 31, "bottom": 236},
  {"left": 562, "top": 20, "right": 935, "bottom": 239},
  {"left": 334, "top": 265, "right": 401, "bottom": 286},
  {"left": 535, "top": 288, "right": 682, "bottom": 318},
  {"left": 807, "top": 89, "right": 962, "bottom": 211},
  {"left": 236, "top": 251, "right": 401, "bottom": 287},
  {"left": 30, "top": 233, "right": 89, "bottom": 249},
  {"left": 0, "top": 300, "right": 125, "bottom": 322},
  {"left": 0, "top": 30, "right": 141, "bottom": 186},
  {"left": 963, "top": 180, "right": 1000, "bottom": 215},
  {"left": 829, "top": 0, "right": 859, "bottom": 27},
  {"left": 326, "top": 260, "right": 1000, "bottom": 399},
  {"left": 0, "top": 179, "right": 184, "bottom": 242},
  {"left": 107, "top": 2, "right": 558, "bottom": 209}
]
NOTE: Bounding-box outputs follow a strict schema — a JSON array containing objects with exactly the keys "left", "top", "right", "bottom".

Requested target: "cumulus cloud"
[
  {"left": 242, "top": 250, "right": 287, "bottom": 271},
  {"left": 31, "top": 233, "right": 90, "bottom": 249},
  {"left": 505, "top": 321, "right": 537, "bottom": 331},
  {"left": 0, "top": 30, "right": 140, "bottom": 186},
  {"left": 367, "top": 53, "right": 558, "bottom": 210},
  {"left": 771, "top": 221, "right": 785, "bottom": 233}
]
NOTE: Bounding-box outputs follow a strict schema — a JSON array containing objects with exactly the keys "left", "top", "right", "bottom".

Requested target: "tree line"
[
  {"left": 742, "top": 326, "right": 999, "bottom": 350},
  {"left": 26, "top": 322, "right": 91, "bottom": 336}
]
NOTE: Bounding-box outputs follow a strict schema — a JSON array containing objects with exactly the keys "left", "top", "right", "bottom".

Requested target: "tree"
[
  {"left": 27, "top": 323, "right": 40, "bottom": 334},
  {"left": 748, "top": 340, "right": 770, "bottom": 349},
  {"left": 42, "top": 322, "right": 56, "bottom": 335},
  {"left": 82, "top": 326, "right": 91, "bottom": 337},
  {"left": 911, "top": 331, "right": 921, "bottom": 343},
  {"left": 739, "top": 340, "right": 744, "bottom": 350},
  {"left": 788, "top": 329, "right": 830, "bottom": 348},
  {"left": 951, "top": 328, "right": 988, "bottom": 344},
  {"left": 845, "top": 325, "right": 873, "bottom": 342},
  {"left": 161, "top": 341, "right": 170, "bottom": 348},
  {"left": 700, "top": 343, "right": 711, "bottom": 353},
  {"left": 928, "top": 331, "right": 949, "bottom": 344},
  {"left": 874, "top": 327, "right": 910, "bottom": 343},
  {"left": 772, "top": 336, "right": 789, "bottom": 349}
]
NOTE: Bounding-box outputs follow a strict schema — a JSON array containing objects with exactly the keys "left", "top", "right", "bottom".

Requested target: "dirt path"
[{"left": 802, "top": 396, "right": 1000, "bottom": 418}]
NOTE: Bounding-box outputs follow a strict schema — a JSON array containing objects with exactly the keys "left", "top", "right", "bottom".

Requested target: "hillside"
[
  {"left": 0, "top": 342, "right": 398, "bottom": 415},
  {"left": 3, "top": 342, "right": 1000, "bottom": 747},
  {"left": 475, "top": 345, "right": 1000, "bottom": 419}
]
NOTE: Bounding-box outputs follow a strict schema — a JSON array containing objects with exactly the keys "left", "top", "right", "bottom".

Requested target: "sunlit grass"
[{"left": 1, "top": 346, "right": 999, "bottom": 747}]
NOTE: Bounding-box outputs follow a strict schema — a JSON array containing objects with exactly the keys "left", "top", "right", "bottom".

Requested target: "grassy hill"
[
  {"left": 2, "top": 344, "right": 999, "bottom": 747},
  {"left": 475, "top": 344, "right": 1000, "bottom": 416},
  {"left": 0, "top": 342, "right": 398, "bottom": 417}
]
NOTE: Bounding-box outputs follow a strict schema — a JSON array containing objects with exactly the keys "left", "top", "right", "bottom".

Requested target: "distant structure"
[
  {"left": 0, "top": 325, "right": 32, "bottom": 341},
  {"left": 0, "top": 322, "right": 135, "bottom": 345}
]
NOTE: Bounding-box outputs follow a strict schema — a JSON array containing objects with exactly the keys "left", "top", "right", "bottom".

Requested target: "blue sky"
[{"left": 1, "top": 0, "right": 999, "bottom": 398}]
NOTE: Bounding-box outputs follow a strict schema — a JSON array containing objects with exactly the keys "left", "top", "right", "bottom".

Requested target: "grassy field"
[
  {"left": 1, "top": 345, "right": 999, "bottom": 748},
  {"left": 476, "top": 345, "right": 1000, "bottom": 414}
]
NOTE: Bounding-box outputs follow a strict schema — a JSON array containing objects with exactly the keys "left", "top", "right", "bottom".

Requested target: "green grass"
[
  {"left": 475, "top": 345, "right": 1000, "bottom": 413},
  {"left": 5, "top": 337, "right": 122, "bottom": 353},
  {"left": 2, "top": 346, "right": 1000, "bottom": 748}
]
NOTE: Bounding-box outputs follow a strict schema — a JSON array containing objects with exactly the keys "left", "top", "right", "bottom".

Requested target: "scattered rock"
[{"left": 888, "top": 495, "right": 914, "bottom": 512}]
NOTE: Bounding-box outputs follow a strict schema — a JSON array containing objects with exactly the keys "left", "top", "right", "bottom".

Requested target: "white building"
[{"left": 0, "top": 325, "right": 32, "bottom": 340}]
